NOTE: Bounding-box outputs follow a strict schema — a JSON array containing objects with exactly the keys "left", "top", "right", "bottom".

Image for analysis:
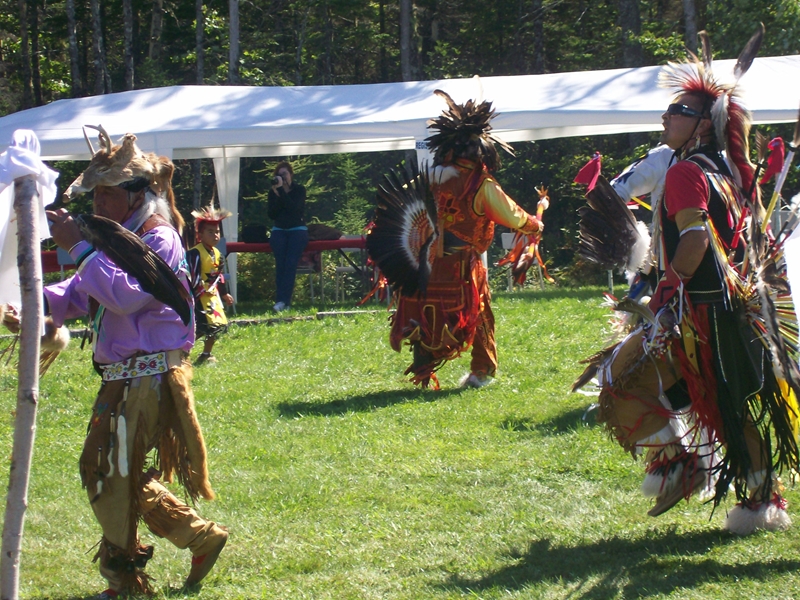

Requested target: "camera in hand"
[{"left": 271, "top": 176, "right": 281, "bottom": 186}]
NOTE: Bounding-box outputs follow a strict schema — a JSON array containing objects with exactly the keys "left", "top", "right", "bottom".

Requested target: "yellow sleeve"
[
  {"left": 675, "top": 208, "right": 706, "bottom": 233},
  {"left": 476, "top": 178, "right": 541, "bottom": 234}
]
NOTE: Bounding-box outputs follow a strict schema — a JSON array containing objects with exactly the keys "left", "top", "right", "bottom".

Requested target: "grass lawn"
[{"left": 3, "top": 286, "right": 800, "bottom": 599}]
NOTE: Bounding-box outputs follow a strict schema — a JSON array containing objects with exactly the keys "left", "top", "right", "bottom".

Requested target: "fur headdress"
[
  {"left": 64, "top": 125, "right": 159, "bottom": 200},
  {"left": 658, "top": 24, "right": 764, "bottom": 194},
  {"left": 191, "top": 204, "right": 231, "bottom": 242},
  {"left": 425, "top": 89, "right": 513, "bottom": 171},
  {"left": 63, "top": 124, "right": 184, "bottom": 232}
]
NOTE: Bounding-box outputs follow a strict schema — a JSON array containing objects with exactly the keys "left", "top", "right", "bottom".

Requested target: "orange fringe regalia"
[
  {"left": 389, "top": 247, "right": 486, "bottom": 387},
  {"left": 369, "top": 89, "right": 542, "bottom": 388},
  {"left": 386, "top": 158, "right": 499, "bottom": 388}
]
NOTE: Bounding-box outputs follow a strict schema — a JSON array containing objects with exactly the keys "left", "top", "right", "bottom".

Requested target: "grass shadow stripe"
[
  {"left": 276, "top": 388, "right": 464, "bottom": 417},
  {"left": 440, "top": 530, "right": 800, "bottom": 598}
]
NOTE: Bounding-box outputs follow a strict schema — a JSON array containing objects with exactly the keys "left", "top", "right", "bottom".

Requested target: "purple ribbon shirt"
[{"left": 44, "top": 224, "right": 194, "bottom": 365}]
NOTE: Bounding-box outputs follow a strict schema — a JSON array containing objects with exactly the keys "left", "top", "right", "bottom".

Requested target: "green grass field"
[{"left": 3, "top": 287, "right": 800, "bottom": 599}]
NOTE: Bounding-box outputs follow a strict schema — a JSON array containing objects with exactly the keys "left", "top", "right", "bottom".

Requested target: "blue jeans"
[{"left": 271, "top": 228, "right": 309, "bottom": 306}]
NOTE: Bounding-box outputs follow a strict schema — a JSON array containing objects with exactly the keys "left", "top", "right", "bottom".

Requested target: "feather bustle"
[{"left": 367, "top": 163, "right": 438, "bottom": 297}]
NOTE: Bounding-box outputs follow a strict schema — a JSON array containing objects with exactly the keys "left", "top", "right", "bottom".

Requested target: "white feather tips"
[
  {"left": 711, "top": 93, "right": 730, "bottom": 151},
  {"left": 399, "top": 201, "right": 434, "bottom": 270},
  {"left": 625, "top": 220, "right": 652, "bottom": 277},
  {"left": 117, "top": 414, "right": 129, "bottom": 478},
  {"left": 429, "top": 165, "right": 459, "bottom": 185}
]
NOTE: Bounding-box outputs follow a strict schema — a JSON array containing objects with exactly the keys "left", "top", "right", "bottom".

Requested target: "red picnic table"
[{"left": 226, "top": 236, "right": 368, "bottom": 303}]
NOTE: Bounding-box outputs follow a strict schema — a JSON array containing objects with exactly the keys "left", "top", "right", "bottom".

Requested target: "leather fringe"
[
  {"left": 142, "top": 491, "right": 194, "bottom": 539},
  {"left": 93, "top": 536, "right": 154, "bottom": 596},
  {"left": 163, "top": 363, "right": 215, "bottom": 500}
]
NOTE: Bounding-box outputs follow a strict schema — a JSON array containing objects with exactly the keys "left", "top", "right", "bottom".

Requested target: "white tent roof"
[
  {"left": 0, "top": 55, "right": 798, "bottom": 161},
  {"left": 3, "top": 55, "right": 797, "bottom": 297}
]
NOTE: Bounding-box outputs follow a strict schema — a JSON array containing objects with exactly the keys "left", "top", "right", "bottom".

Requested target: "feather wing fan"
[
  {"left": 577, "top": 175, "right": 650, "bottom": 273},
  {"left": 366, "top": 164, "right": 438, "bottom": 297},
  {"left": 75, "top": 214, "right": 192, "bottom": 325}
]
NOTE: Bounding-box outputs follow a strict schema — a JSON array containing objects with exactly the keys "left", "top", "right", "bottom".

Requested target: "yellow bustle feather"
[{"left": 777, "top": 378, "right": 800, "bottom": 440}]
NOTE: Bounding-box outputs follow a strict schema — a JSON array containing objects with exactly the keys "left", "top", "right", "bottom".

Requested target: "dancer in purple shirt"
[
  {"left": 43, "top": 128, "right": 227, "bottom": 599},
  {"left": 45, "top": 223, "right": 194, "bottom": 364}
]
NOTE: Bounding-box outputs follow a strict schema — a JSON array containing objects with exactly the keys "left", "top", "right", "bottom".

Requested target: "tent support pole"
[{"left": 213, "top": 154, "right": 241, "bottom": 300}]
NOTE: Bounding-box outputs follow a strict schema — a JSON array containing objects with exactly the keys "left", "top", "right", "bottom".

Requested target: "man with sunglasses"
[{"left": 582, "top": 42, "right": 799, "bottom": 534}]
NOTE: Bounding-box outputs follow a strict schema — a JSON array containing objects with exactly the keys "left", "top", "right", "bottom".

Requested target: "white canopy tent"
[{"left": 1, "top": 55, "right": 798, "bottom": 296}]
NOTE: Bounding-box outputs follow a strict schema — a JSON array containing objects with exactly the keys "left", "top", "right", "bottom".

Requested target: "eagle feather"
[{"left": 75, "top": 214, "right": 192, "bottom": 325}]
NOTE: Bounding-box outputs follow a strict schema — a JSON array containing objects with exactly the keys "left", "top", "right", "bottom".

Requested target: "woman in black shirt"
[{"left": 267, "top": 161, "right": 308, "bottom": 311}]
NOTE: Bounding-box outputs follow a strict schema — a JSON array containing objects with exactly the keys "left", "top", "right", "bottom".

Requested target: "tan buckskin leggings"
[{"left": 85, "top": 368, "right": 219, "bottom": 591}]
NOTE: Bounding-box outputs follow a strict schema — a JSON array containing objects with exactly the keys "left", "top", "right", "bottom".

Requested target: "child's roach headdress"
[{"left": 191, "top": 203, "right": 231, "bottom": 242}]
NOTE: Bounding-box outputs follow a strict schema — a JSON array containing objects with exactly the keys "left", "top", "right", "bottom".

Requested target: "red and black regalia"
[{"left": 575, "top": 27, "right": 800, "bottom": 534}]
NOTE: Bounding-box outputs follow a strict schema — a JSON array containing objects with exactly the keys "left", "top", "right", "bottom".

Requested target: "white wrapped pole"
[{"left": 0, "top": 175, "right": 42, "bottom": 600}]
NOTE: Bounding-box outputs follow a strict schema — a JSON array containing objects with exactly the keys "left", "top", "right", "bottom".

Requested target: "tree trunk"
[
  {"left": 511, "top": 0, "right": 526, "bottom": 74},
  {"left": 683, "top": 0, "right": 698, "bottom": 55},
  {"left": 295, "top": 4, "right": 310, "bottom": 85},
  {"left": 228, "top": 0, "right": 239, "bottom": 84},
  {"left": 400, "top": 0, "right": 417, "bottom": 168},
  {"left": 617, "top": 0, "right": 643, "bottom": 68},
  {"left": 18, "top": 0, "right": 33, "bottom": 108},
  {"left": 196, "top": 0, "right": 204, "bottom": 84},
  {"left": 123, "top": 0, "right": 134, "bottom": 90},
  {"left": 30, "top": 0, "right": 42, "bottom": 105},
  {"left": 399, "top": 0, "right": 412, "bottom": 82},
  {"left": 66, "top": 0, "right": 83, "bottom": 97},
  {"left": 149, "top": 0, "right": 164, "bottom": 62},
  {"left": 323, "top": 0, "right": 333, "bottom": 84},
  {"left": 0, "top": 175, "right": 43, "bottom": 600},
  {"left": 379, "top": 0, "right": 387, "bottom": 82},
  {"left": 194, "top": 0, "right": 204, "bottom": 201},
  {"left": 422, "top": 0, "right": 439, "bottom": 79},
  {"left": 90, "top": 0, "right": 107, "bottom": 95},
  {"left": 617, "top": 0, "right": 646, "bottom": 149},
  {"left": 532, "top": 0, "right": 544, "bottom": 74}
]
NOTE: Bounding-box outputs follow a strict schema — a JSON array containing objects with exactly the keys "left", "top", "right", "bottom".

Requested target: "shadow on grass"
[
  {"left": 277, "top": 387, "right": 464, "bottom": 417},
  {"left": 501, "top": 404, "right": 601, "bottom": 434},
  {"left": 56, "top": 581, "right": 212, "bottom": 600},
  {"left": 441, "top": 529, "right": 800, "bottom": 598}
]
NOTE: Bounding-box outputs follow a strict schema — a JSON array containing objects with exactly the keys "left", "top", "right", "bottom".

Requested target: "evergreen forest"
[{"left": 3, "top": 0, "right": 800, "bottom": 292}]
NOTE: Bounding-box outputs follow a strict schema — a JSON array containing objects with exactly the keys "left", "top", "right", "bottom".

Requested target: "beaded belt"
[{"left": 100, "top": 350, "right": 184, "bottom": 382}]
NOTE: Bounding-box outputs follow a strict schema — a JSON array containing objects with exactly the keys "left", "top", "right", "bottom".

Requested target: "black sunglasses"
[{"left": 666, "top": 103, "right": 704, "bottom": 118}]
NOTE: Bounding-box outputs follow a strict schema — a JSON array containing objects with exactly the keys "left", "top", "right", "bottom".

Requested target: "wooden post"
[{"left": 0, "top": 175, "right": 43, "bottom": 600}]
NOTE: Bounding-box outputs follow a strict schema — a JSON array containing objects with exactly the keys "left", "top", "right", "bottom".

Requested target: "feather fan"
[
  {"left": 577, "top": 175, "right": 650, "bottom": 273},
  {"left": 366, "top": 163, "right": 438, "bottom": 297},
  {"left": 75, "top": 214, "right": 192, "bottom": 325}
]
